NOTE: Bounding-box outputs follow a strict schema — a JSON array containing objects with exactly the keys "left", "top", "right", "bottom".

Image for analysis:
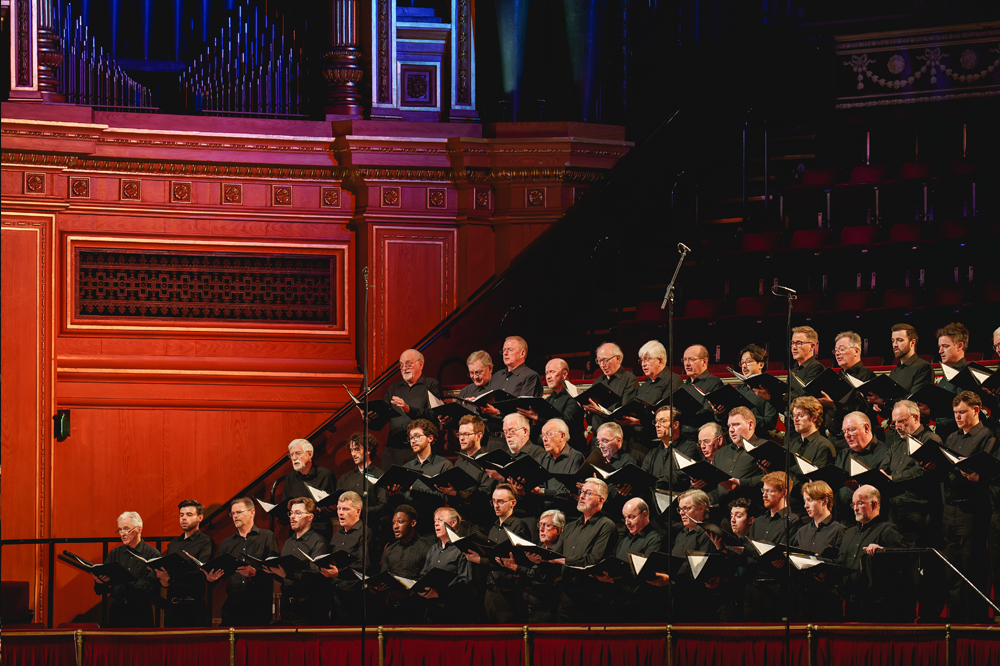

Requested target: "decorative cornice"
[
  {"left": 459, "top": 167, "right": 609, "bottom": 184},
  {"left": 836, "top": 27, "right": 1000, "bottom": 52},
  {"left": 835, "top": 89, "right": 1000, "bottom": 108}
]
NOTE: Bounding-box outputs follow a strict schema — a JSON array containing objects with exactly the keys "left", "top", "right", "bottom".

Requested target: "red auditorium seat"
[
  {"left": 879, "top": 162, "right": 933, "bottom": 223},
  {"left": 809, "top": 290, "right": 876, "bottom": 342},
  {"left": 870, "top": 222, "right": 927, "bottom": 288},
  {"left": 633, "top": 301, "right": 668, "bottom": 323},
  {"left": 831, "top": 164, "right": 890, "bottom": 227},
  {"left": 862, "top": 356, "right": 885, "bottom": 367},
  {"left": 715, "top": 296, "right": 774, "bottom": 358},
  {"left": 783, "top": 168, "right": 839, "bottom": 229},
  {"left": 931, "top": 159, "right": 978, "bottom": 219},
  {"left": 679, "top": 298, "right": 727, "bottom": 319},
  {"left": 724, "top": 232, "right": 783, "bottom": 296}
]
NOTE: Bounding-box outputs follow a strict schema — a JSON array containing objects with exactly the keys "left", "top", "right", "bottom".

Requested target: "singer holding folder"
[{"left": 93, "top": 511, "right": 160, "bottom": 628}]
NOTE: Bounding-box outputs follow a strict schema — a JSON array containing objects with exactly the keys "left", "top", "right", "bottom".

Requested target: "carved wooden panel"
[
  {"left": 1, "top": 212, "right": 52, "bottom": 624},
  {"left": 371, "top": 224, "right": 456, "bottom": 375}
]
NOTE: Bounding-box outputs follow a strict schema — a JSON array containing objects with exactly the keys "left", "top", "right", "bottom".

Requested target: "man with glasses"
[
  {"left": 92, "top": 511, "right": 160, "bottom": 627},
  {"left": 728, "top": 344, "right": 779, "bottom": 436},
  {"left": 212, "top": 497, "right": 279, "bottom": 626},
  {"left": 595, "top": 422, "right": 639, "bottom": 523},
  {"left": 643, "top": 406, "right": 699, "bottom": 515},
  {"left": 529, "top": 478, "right": 618, "bottom": 621},
  {"left": 583, "top": 342, "right": 639, "bottom": 433},
  {"left": 614, "top": 340, "right": 683, "bottom": 462},
  {"left": 789, "top": 326, "right": 824, "bottom": 398},
  {"left": 879, "top": 399, "right": 944, "bottom": 622},
  {"left": 279, "top": 438, "right": 338, "bottom": 542},
  {"left": 440, "top": 414, "right": 497, "bottom": 533},
  {"left": 837, "top": 485, "right": 910, "bottom": 622},
  {"left": 373, "top": 348, "right": 444, "bottom": 468},
  {"left": 819, "top": 331, "right": 880, "bottom": 450},
  {"left": 745, "top": 471, "right": 802, "bottom": 621},
  {"left": 393, "top": 419, "right": 452, "bottom": 535},
  {"left": 465, "top": 483, "right": 533, "bottom": 622},
  {"left": 487, "top": 413, "right": 546, "bottom": 533},
  {"left": 487, "top": 336, "right": 542, "bottom": 398},
  {"left": 535, "top": 418, "right": 585, "bottom": 515},
  {"left": 682, "top": 345, "right": 726, "bottom": 433},
  {"left": 262, "top": 497, "right": 329, "bottom": 625},
  {"left": 450, "top": 350, "right": 503, "bottom": 449},
  {"left": 832, "top": 412, "right": 887, "bottom": 520}
]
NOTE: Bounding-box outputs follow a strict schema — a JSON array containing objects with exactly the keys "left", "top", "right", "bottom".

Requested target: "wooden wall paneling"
[
  {"left": 369, "top": 224, "right": 457, "bottom": 377},
  {"left": 1, "top": 214, "right": 51, "bottom": 624},
  {"left": 456, "top": 220, "right": 495, "bottom": 303},
  {"left": 51, "top": 540, "right": 108, "bottom": 626}
]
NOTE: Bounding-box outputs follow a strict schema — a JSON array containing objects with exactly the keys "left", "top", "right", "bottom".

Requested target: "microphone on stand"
[
  {"left": 771, "top": 284, "right": 797, "bottom": 297},
  {"left": 678, "top": 242, "right": 691, "bottom": 254}
]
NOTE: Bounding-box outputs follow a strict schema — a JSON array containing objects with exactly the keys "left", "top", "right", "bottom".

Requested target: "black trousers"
[{"left": 221, "top": 591, "right": 272, "bottom": 627}]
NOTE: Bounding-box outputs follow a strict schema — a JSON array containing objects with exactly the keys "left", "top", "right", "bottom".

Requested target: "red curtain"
[
  {"left": 0, "top": 634, "right": 76, "bottom": 666},
  {"left": 82, "top": 631, "right": 228, "bottom": 666},
  {"left": 533, "top": 630, "right": 667, "bottom": 666},
  {"left": 383, "top": 631, "right": 523, "bottom": 666},
  {"left": 236, "top": 633, "right": 379, "bottom": 666},
  {"left": 673, "top": 627, "right": 808, "bottom": 666},
  {"left": 953, "top": 632, "right": 1000, "bottom": 666},
  {"left": 815, "top": 628, "right": 945, "bottom": 666}
]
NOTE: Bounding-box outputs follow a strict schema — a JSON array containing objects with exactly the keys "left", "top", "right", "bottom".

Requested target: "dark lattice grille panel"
[{"left": 75, "top": 248, "right": 336, "bottom": 324}]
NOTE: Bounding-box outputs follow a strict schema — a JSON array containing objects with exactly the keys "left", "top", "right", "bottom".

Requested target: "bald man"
[
  {"left": 680, "top": 344, "right": 725, "bottom": 437},
  {"left": 375, "top": 348, "right": 445, "bottom": 467},
  {"left": 541, "top": 358, "right": 586, "bottom": 452}
]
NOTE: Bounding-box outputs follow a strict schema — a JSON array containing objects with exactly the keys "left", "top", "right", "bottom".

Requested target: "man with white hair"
[
  {"left": 837, "top": 485, "right": 910, "bottom": 622},
  {"left": 373, "top": 348, "right": 445, "bottom": 467},
  {"left": 819, "top": 331, "right": 880, "bottom": 449},
  {"left": 280, "top": 437, "right": 338, "bottom": 541},
  {"left": 615, "top": 340, "right": 683, "bottom": 462},
  {"left": 541, "top": 358, "right": 586, "bottom": 452},
  {"left": 832, "top": 412, "right": 887, "bottom": 519},
  {"left": 583, "top": 342, "right": 639, "bottom": 432},
  {"left": 92, "top": 511, "right": 160, "bottom": 627}
]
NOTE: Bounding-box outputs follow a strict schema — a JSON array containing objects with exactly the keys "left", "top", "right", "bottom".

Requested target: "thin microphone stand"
[
  {"left": 775, "top": 285, "right": 796, "bottom": 666},
  {"left": 661, "top": 242, "right": 690, "bottom": 623},
  {"left": 360, "top": 267, "right": 370, "bottom": 664}
]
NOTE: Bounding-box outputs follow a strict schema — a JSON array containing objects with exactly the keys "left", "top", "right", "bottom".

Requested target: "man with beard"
[
  {"left": 336, "top": 432, "right": 390, "bottom": 537},
  {"left": 210, "top": 497, "right": 279, "bottom": 626},
  {"left": 375, "top": 505, "right": 430, "bottom": 624},
  {"left": 263, "top": 497, "right": 329, "bottom": 625},
  {"left": 465, "top": 483, "right": 533, "bottom": 623},
  {"left": 837, "top": 485, "right": 910, "bottom": 622},
  {"left": 390, "top": 420, "right": 452, "bottom": 534},
  {"left": 440, "top": 414, "right": 496, "bottom": 533},
  {"left": 92, "top": 511, "right": 160, "bottom": 627},
  {"left": 279, "top": 438, "right": 337, "bottom": 542},
  {"left": 487, "top": 413, "right": 546, "bottom": 533},
  {"left": 529, "top": 478, "right": 618, "bottom": 622},
  {"left": 867, "top": 324, "right": 933, "bottom": 415},
  {"left": 781, "top": 396, "right": 837, "bottom": 519},
  {"left": 156, "top": 499, "right": 214, "bottom": 626},
  {"left": 583, "top": 342, "right": 639, "bottom": 432},
  {"left": 372, "top": 349, "right": 445, "bottom": 467},
  {"left": 745, "top": 471, "right": 801, "bottom": 621}
]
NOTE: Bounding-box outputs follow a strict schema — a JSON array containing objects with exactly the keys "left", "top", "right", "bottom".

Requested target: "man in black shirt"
[
  {"left": 322, "top": 491, "right": 376, "bottom": 623},
  {"left": 156, "top": 499, "right": 214, "bottom": 627},
  {"left": 820, "top": 331, "right": 880, "bottom": 448},
  {"left": 531, "top": 478, "right": 618, "bottom": 621},
  {"left": 728, "top": 344, "right": 779, "bottom": 436},
  {"left": 595, "top": 422, "right": 639, "bottom": 522},
  {"left": 337, "top": 432, "right": 390, "bottom": 537},
  {"left": 388, "top": 419, "right": 453, "bottom": 535},
  {"left": 681, "top": 344, "right": 726, "bottom": 432},
  {"left": 465, "top": 483, "right": 532, "bottom": 622},
  {"left": 616, "top": 340, "right": 683, "bottom": 462},
  {"left": 441, "top": 414, "right": 496, "bottom": 533},
  {"left": 372, "top": 348, "right": 445, "bottom": 467},
  {"left": 789, "top": 326, "right": 825, "bottom": 398},
  {"left": 941, "top": 391, "right": 998, "bottom": 622},
  {"left": 92, "top": 511, "right": 160, "bottom": 627},
  {"left": 541, "top": 358, "right": 586, "bottom": 452},
  {"left": 584, "top": 342, "right": 639, "bottom": 432},
  {"left": 487, "top": 336, "right": 542, "bottom": 398},
  {"left": 881, "top": 399, "right": 945, "bottom": 622},
  {"left": 450, "top": 350, "right": 503, "bottom": 449},
  {"left": 783, "top": 396, "right": 837, "bottom": 519},
  {"left": 713, "top": 407, "right": 766, "bottom": 511},
  {"left": 594, "top": 498, "right": 663, "bottom": 622},
  {"left": 837, "top": 485, "right": 910, "bottom": 622},
  {"left": 658, "top": 489, "right": 723, "bottom": 622},
  {"left": 490, "top": 413, "right": 547, "bottom": 532},
  {"left": 211, "top": 497, "right": 279, "bottom": 626},
  {"left": 745, "top": 471, "right": 802, "bottom": 621},
  {"left": 643, "top": 406, "right": 698, "bottom": 523},
  {"left": 418, "top": 507, "right": 474, "bottom": 623},
  {"left": 534, "top": 418, "right": 585, "bottom": 516},
  {"left": 832, "top": 412, "right": 887, "bottom": 520},
  {"left": 263, "top": 497, "right": 329, "bottom": 625},
  {"left": 868, "top": 323, "right": 933, "bottom": 415},
  {"left": 375, "top": 505, "right": 430, "bottom": 624},
  {"left": 279, "top": 438, "right": 337, "bottom": 542},
  {"left": 792, "top": 481, "right": 845, "bottom": 622},
  {"left": 934, "top": 322, "right": 972, "bottom": 441}
]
